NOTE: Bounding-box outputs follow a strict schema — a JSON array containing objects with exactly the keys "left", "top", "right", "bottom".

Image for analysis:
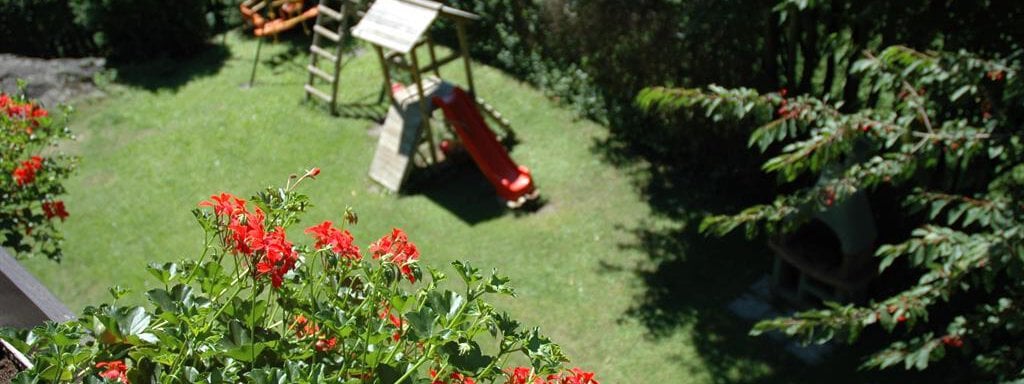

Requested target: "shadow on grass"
[
  {"left": 332, "top": 102, "right": 388, "bottom": 122},
  {"left": 112, "top": 43, "right": 231, "bottom": 92},
  {"left": 406, "top": 160, "right": 508, "bottom": 226},
  {"left": 590, "top": 131, "right": 923, "bottom": 383}
]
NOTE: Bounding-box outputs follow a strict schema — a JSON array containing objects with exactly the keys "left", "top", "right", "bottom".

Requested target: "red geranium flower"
[
  {"left": 42, "top": 200, "right": 69, "bottom": 221},
  {"left": 291, "top": 314, "right": 320, "bottom": 339},
  {"left": 558, "top": 368, "right": 599, "bottom": 384},
  {"left": 379, "top": 303, "right": 404, "bottom": 341},
  {"left": 253, "top": 226, "right": 296, "bottom": 288},
  {"left": 315, "top": 336, "right": 337, "bottom": 352},
  {"left": 227, "top": 206, "right": 265, "bottom": 256},
  {"left": 199, "top": 192, "right": 247, "bottom": 218},
  {"left": 450, "top": 372, "right": 477, "bottom": 384},
  {"left": 506, "top": 367, "right": 534, "bottom": 384},
  {"left": 432, "top": 369, "right": 477, "bottom": 384},
  {"left": 95, "top": 360, "right": 129, "bottom": 383},
  {"left": 370, "top": 228, "right": 420, "bottom": 283},
  {"left": 31, "top": 105, "right": 47, "bottom": 118},
  {"left": 12, "top": 156, "right": 43, "bottom": 186},
  {"left": 305, "top": 220, "right": 361, "bottom": 260}
]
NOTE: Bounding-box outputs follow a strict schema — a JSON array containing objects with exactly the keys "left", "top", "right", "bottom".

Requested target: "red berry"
[
  {"left": 987, "top": 70, "right": 1005, "bottom": 81},
  {"left": 941, "top": 335, "right": 963, "bottom": 348}
]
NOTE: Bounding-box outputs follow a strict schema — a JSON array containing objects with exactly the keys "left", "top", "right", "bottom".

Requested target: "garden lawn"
[{"left": 21, "top": 32, "right": 889, "bottom": 383}]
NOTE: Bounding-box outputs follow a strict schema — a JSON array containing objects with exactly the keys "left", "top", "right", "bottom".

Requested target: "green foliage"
[
  {"left": 1, "top": 172, "right": 599, "bottom": 383},
  {"left": 646, "top": 44, "right": 1024, "bottom": 380},
  {"left": 0, "top": 0, "right": 96, "bottom": 58},
  {"left": 69, "top": 0, "right": 211, "bottom": 61},
  {"left": 0, "top": 0, "right": 234, "bottom": 60},
  {"left": 0, "top": 88, "right": 77, "bottom": 261}
]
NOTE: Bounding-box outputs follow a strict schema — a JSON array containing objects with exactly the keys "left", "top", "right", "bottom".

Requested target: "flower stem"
[{"left": 394, "top": 344, "right": 437, "bottom": 384}]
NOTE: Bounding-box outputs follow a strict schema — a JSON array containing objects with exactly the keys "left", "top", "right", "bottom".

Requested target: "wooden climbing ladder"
[{"left": 304, "top": 0, "right": 355, "bottom": 115}]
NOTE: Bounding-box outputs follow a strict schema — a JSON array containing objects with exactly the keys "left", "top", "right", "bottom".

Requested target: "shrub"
[
  {"left": 642, "top": 46, "right": 1024, "bottom": 380},
  {"left": 0, "top": 87, "right": 76, "bottom": 261},
  {"left": 0, "top": 0, "right": 96, "bottom": 58},
  {"left": 0, "top": 170, "right": 600, "bottom": 384},
  {"left": 69, "top": 0, "right": 211, "bottom": 61}
]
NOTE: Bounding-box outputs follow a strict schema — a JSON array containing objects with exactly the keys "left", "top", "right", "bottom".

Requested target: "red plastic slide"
[{"left": 433, "top": 87, "right": 536, "bottom": 204}]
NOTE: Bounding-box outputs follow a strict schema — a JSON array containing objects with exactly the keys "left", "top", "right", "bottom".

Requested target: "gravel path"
[{"left": 0, "top": 54, "right": 106, "bottom": 107}]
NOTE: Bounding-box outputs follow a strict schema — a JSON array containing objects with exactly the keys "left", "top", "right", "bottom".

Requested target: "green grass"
[{"left": 19, "top": 32, "right": 895, "bottom": 383}]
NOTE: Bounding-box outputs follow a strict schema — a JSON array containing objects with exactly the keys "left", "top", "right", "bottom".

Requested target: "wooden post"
[
  {"left": 409, "top": 49, "right": 438, "bottom": 165},
  {"left": 374, "top": 45, "right": 396, "bottom": 106},
  {"left": 248, "top": 37, "right": 264, "bottom": 88},
  {"left": 455, "top": 20, "right": 475, "bottom": 96},
  {"left": 329, "top": 3, "right": 351, "bottom": 115},
  {"left": 426, "top": 36, "right": 441, "bottom": 78}
]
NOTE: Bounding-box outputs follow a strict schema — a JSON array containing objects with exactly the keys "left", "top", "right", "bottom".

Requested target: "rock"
[{"left": 0, "top": 54, "right": 106, "bottom": 108}]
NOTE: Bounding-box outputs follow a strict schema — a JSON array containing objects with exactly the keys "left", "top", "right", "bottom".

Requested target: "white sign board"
[{"left": 352, "top": 0, "right": 439, "bottom": 54}]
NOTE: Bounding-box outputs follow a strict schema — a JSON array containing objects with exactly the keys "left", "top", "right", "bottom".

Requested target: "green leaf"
[
  {"left": 243, "top": 368, "right": 288, "bottom": 384},
  {"left": 405, "top": 307, "right": 436, "bottom": 339},
  {"left": 929, "top": 200, "right": 950, "bottom": 220},
  {"left": 428, "top": 291, "right": 464, "bottom": 320},
  {"left": 118, "top": 306, "right": 151, "bottom": 337},
  {"left": 147, "top": 289, "right": 176, "bottom": 312},
  {"left": 221, "top": 320, "right": 269, "bottom": 363},
  {"left": 147, "top": 262, "right": 179, "bottom": 285},
  {"left": 442, "top": 340, "right": 493, "bottom": 371},
  {"left": 451, "top": 261, "right": 482, "bottom": 284},
  {"left": 486, "top": 272, "right": 515, "bottom": 296}
]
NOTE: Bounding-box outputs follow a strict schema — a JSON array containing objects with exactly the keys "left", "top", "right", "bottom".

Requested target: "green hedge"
[
  {"left": 0, "top": 0, "right": 96, "bottom": 58},
  {"left": 69, "top": 0, "right": 211, "bottom": 60},
  {"left": 1, "top": 0, "right": 242, "bottom": 61}
]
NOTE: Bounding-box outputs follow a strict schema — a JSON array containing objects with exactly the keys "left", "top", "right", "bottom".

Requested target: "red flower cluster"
[
  {"left": 12, "top": 155, "right": 43, "bottom": 186},
  {"left": 431, "top": 369, "right": 477, "bottom": 384},
  {"left": 2, "top": 94, "right": 49, "bottom": 134},
  {"left": 305, "top": 220, "right": 361, "bottom": 260},
  {"left": 96, "top": 360, "right": 129, "bottom": 383},
  {"left": 42, "top": 200, "right": 69, "bottom": 221},
  {"left": 370, "top": 228, "right": 420, "bottom": 283},
  {"left": 200, "top": 192, "right": 247, "bottom": 217},
  {"left": 292, "top": 315, "right": 320, "bottom": 339},
  {"left": 506, "top": 367, "right": 599, "bottom": 384},
  {"left": 292, "top": 314, "right": 337, "bottom": 352},
  {"left": 253, "top": 226, "right": 296, "bottom": 288},
  {"left": 315, "top": 336, "right": 337, "bottom": 352},
  {"left": 200, "top": 193, "right": 297, "bottom": 288}
]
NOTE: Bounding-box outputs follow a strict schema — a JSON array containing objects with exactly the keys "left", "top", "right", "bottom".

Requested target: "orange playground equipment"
[{"left": 239, "top": 0, "right": 318, "bottom": 37}]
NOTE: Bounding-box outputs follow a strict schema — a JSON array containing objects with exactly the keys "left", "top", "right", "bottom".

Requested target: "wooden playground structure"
[{"left": 238, "top": 0, "right": 538, "bottom": 207}]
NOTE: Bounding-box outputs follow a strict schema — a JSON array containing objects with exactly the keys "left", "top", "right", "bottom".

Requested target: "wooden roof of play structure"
[{"left": 352, "top": 0, "right": 478, "bottom": 54}]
